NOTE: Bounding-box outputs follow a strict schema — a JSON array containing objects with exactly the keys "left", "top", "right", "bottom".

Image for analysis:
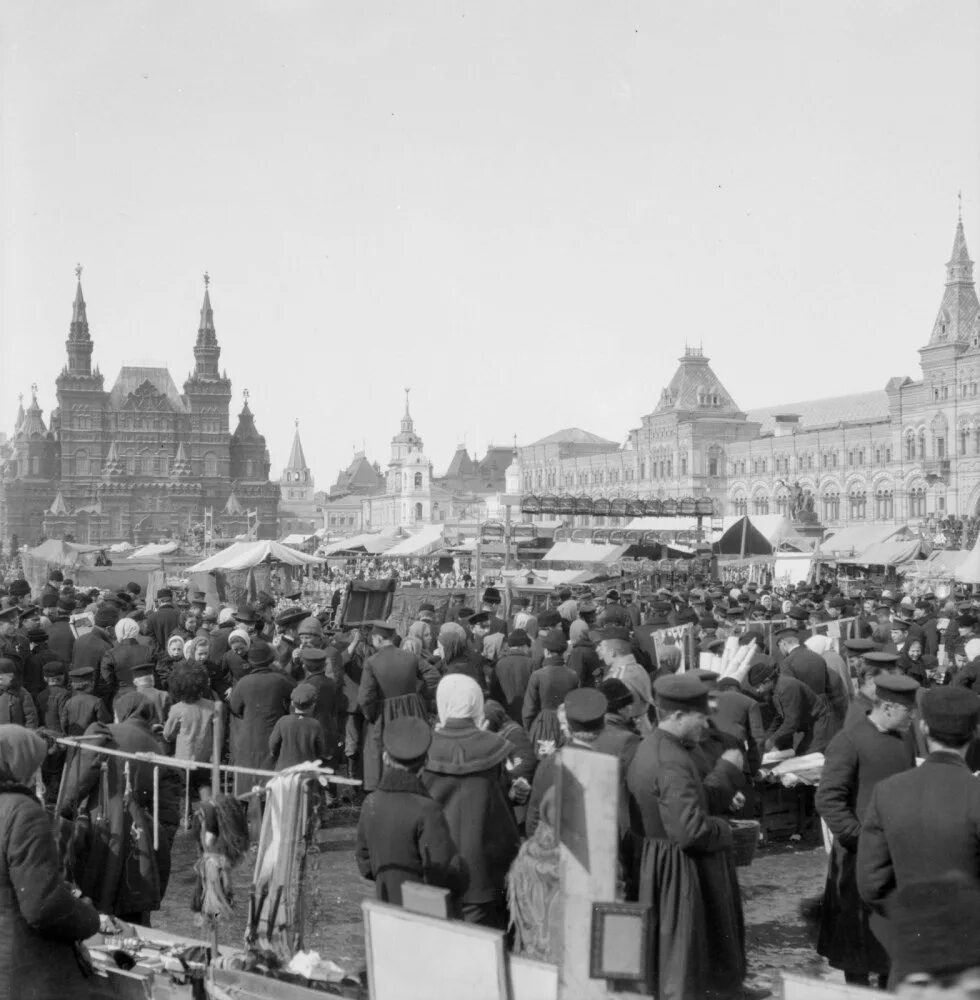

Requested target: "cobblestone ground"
[{"left": 156, "top": 811, "right": 839, "bottom": 989}]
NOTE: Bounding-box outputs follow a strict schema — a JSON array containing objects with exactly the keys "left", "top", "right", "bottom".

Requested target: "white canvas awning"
[
  {"left": 385, "top": 525, "right": 445, "bottom": 557},
  {"left": 818, "top": 523, "right": 911, "bottom": 558},
  {"left": 541, "top": 541, "right": 629, "bottom": 564},
  {"left": 625, "top": 517, "right": 700, "bottom": 533},
  {"left": 185, "top": 540, "right": 324, "bottom": 573},
  {"left": 280, "top": 533, "right": 315, "bottom": 546},
  {"left": 127, "top": 542, "right": 181, "bottom": 560}
]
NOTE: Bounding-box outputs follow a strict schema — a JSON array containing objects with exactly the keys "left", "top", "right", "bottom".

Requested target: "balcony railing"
[{"left": 922, "top": 458, "right": 951, "bottom": 479}]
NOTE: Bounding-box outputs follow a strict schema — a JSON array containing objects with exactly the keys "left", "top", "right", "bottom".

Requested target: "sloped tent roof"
[
  {"left": 541, "top": 542, "right": 629, "bottom": 564},
  {"left": 24, "top": 538, "right": 104, "bottom": 568},
  {"left": 836, "top": 538, "right": 926, "bottom": 567},
  {"left": 127, "top": 542, "right": 181, "bottom": 560},
  {"left": 385, "top": 525, "right": 445, "bottom": 557},
  {"left": 281, "top": 533, "right": 315, "bottom": 546},
  {"left": 625, "top": 516, "right": 701, "bottom": 533},
  {"left": 818, "top": 523, "right": 911, "bottom": 558},
  {"left": 319, "top": 530, "right": 402, "bottom": 556},
  {"left": 185, "top": 539, "right": 324, "bottom": 573},
  {"left": 955, "top": 532, "right": 980, "bottom": 585},
  {"left": 919, "top": 548, "right": 970, "bottom": 574},
  {"left": 715, "top": 515, "right": 811, "bottom": 556}
]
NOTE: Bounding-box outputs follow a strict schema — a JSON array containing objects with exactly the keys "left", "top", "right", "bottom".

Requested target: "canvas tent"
[
  {"left": 835, "top": 537, "right": 925, "bottom": 567},
  {"left": 715, "top": 515, "right": 811, "bottom": 556},
  {"left": 385, "top": 525, "right": 445, "bottom": 557},
  {"left": 817, "top": 523, "right": 911, "bottom": 559},
  {"left": 319, "top": 529, "right": 401, "bottom": 557},
  {"left": 955, "top": 532, "right": 980, "bottom": 585},
  {"left": 185, "top": 539, "right": 324, "bottom": 573},
  {"left": 541, "top": 541, "right": 630, "bottom": 564}
]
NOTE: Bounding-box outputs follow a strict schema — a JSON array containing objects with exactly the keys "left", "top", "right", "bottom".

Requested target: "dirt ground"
[{"left": 155, "top": 808, "right": 841, "bottom": 991}]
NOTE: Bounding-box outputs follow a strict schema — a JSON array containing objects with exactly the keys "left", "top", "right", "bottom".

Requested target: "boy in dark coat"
[
  {"left": 269, "top": 684, "right": 326, "bottom": 770},
  {"left": 356, "top": 716, "right": 461, "bottom": 907},
  {"left": 0, "top": 659, "right": 38, "bottom": 728},
  {"left": 62, "top": 665, "right": 111, "bottom": 736}
]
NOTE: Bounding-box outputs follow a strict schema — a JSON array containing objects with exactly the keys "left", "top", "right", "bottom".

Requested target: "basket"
[{"left": 730, "top": 819, "right": 760, "bottom": 867}]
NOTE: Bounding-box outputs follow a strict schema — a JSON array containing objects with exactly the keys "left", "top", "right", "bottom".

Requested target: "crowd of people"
[{"left": 2, "top": 567, "right": 980, "bottom": 996}]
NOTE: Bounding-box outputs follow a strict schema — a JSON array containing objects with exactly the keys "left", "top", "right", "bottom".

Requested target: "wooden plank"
[
  {"left": 401, "top": 882, "right": 451, "bottom": 919},
  {"left": 557, "top": 747, "right": 620, "bottom": 1000},
  {"left": 781, "top": 972, "right": 880, "bottom": 999}
]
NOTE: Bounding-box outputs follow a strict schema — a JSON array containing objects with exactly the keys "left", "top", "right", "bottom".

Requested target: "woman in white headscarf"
[
  {"left": 0, "top": 725, "right": 100, "bottom": 996},
  {"left": 423, "top": 675, "right": 520, "bottom": 929},
  {"left": 100, "top": 616, "right": 148, "bottom": 703}
]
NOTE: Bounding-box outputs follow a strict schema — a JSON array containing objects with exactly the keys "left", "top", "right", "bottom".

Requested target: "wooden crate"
[{"left": 757, "top": 784, "right": 814, "bottom": 841}]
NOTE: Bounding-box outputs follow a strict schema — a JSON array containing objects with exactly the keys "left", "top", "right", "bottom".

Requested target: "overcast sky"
[{"left": 2, "top": 1, "right": 979, "bottom": 486}]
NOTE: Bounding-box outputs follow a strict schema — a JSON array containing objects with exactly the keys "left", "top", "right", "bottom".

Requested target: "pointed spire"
[
  {"left": 286, "top": 419, "right": 308, "bottom": 472},
  {"left": 199, "top": 272, "right": 215, "bottom": 335},
  {"left": 170, "top": 441, "right": 193, "bottom": 478},
  {"left": 18, "top": 385, "right": 47, "bottom": 438},
  {"left": 190, "top": 272, "right": 221, "bottom": 378},
  {"left": 930, "top": 210, "right": 980, "bottom": 345},
  {"left": 223, "top": 491, "right": 244, "bottom": 516},
  {"left": 14, "top": 394, "right": 24, "bottom": 432},
  {"left": 66, "top": 264, "right": 94, "bottom": 375}
]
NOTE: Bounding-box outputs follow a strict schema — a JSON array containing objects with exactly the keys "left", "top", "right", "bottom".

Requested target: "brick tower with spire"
[{"left": 279, "top": 420, "right": 317, "bottom": 534}]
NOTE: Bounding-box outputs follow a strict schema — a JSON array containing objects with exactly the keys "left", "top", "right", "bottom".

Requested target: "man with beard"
[{"left": 815, "top": 673, "right": 918, "bottom": 988}]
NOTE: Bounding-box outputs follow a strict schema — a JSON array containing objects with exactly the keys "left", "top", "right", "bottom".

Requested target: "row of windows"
[
  {"left": 67, "top": 451, "right": 233, "bottom": 477},
  {"left": 734, "top": 487, "right": 921, "bottom": 521}
]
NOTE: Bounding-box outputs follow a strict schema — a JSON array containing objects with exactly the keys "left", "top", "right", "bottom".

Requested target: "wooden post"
[
  {"left": 212, "top": 702, "right": 224, "bottom": 796},
  {"left": 557, "top": 746, "right": 619, "bottom": 1000},
  {"left": 474, "top": 542, "right": 482, "bottom": 597}
]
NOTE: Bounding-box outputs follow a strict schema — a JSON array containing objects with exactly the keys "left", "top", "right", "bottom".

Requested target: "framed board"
[{"left": 363, "top": 899, "right": 508, "bottom": 1000}]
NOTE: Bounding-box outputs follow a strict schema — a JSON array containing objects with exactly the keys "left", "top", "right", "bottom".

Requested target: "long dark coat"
[
  {"left": 22, "top": 643, "right": 60, "bottom": 699},
  {"left": 0, "top": 784, "right": 100, "bottom": 999},
  {"left": 71, "top": 628, "right": 113, "bottom": 675},
  {"left": 62, "top": 690, "right": 111, "bottom": 735},
  {"left": 45, "top": 618, "right": 75, "bottom": 667},
  {"left": 303, "top": 671, "right": 343, "bottom": 766},
  {"left": 521, "top": 658, "right": 579, "bottom": 750},
  {"left": 99, "top": 637, "right": 146, "bottom": 704},
  {"left": 59, "top": 720, "right": 164, "bottom": 916},
  {"left": 626, "top": 727, "right": 744, "bottom": 1000},
  {"left": 227, "top": 666, "right": 295, "bottom": 792},
  {"left": 814, "top": 717, "right": 915, "bottom": 976},
  {"left": 358, "top": 645, "right": 439, "bottom": 792},
  {"left": 565, "top": 637, "right": 602, "bottom": 688},
  {"left": 767, "top": 673, "right": 829, "bottom": 753},
  {"left": 356, "top": 767, "right": 461, "bottom": 907},
  {"left": 423, "top": 720, "right": 520, "bottom": 907},
  {"left": 489, "top": 649, "right": 533, "bottom": 723},
  {"left": 146, "top": 604, "right": 180, "bottom": 653},
  {"left": 857, "top": 750, "right": 980, "bottom": 979}
]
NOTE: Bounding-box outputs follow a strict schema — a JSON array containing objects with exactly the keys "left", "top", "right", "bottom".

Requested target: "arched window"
[
  {"left": 823, "top": 491, "right": 840, "bottom": 522},
  {"left": 74, "top": 450, "right": 88, "bottom": 477},
  {"left": 875, "top": 490, "right": 894, "bottom": 519},
  {"left": 31, "top": 456, "right": 40, "bottom": 476},
  {"left": 203, "top": 452, "right": 218, "bottom": 477},
  {"left": 732, "top": 496, "right": 748, "bottom": 517},
  {"left": 414, "top": 471, "right": 423, "bottom": 489},
  {"left": 848, "top": 489, "right": 867, "bottom": 521},
  {"left": 917, "top": 432, "right": 926, "bottom": 460},
  {"left": 414, "top": 503, "right": 423, "bottom": 521},
  {"left": 909, "top": 486, "right": 927, "bottom": 518}
]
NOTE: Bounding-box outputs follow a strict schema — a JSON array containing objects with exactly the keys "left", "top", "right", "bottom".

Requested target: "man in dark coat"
[
  {"left": 298, "top": 647, "right": 343, "bottom": 766},
  {"left": 146, "top": 588, "right": 180, "bottom": 653},
  {"left": 358, "top": 622, "right": 439, "bottom": 792},
  {"left": 0, "top": 606, "right": 24, "bottom": 671},
  {"left": 22, "top": 627, "right": 60, "bottom": 699},
  {"left": 70, "top": 612, "right": 114, "bottom": 675},
  {"left": 815, "top": 674, "right": 918, "bottom": 987},
  {"left": 99, "top": 619, "right": 146, "bottom": 706},
  {"left": 0, "top": 726, "right": 101, "bottom": 998},
  {"left": 712, "top": 677, "right": 765, "bottom": 775},
  {"left": 208, "top": 608, "right": 236, "bottom": 662},
  {"left": 858, "top": 686, "right": 980, "bottom": 985},
  {"left": 747, "top": 659, "right": 829, "bottom": 753},
  {"left": 776, "top": 626, "right": 844, "bottom": 744},
  {"left": 62, "top": 665, "right": 111, "bottom": 735},
  {"left": 489, "top": 629, "right": 534, "bottom": 724},
  {"left": 356, "top": 716, "right": 461, "bottom": 908},
  {"left": 227, "top": 641, "right": 295, "bottom": 794},
  {"left": 565, "top": 628, "right": 602, "bottom": 688},
  {"left": 46, "top": 598, "right": 77, "bottom": 665},
  {"left": 627, "top": 674, "right": 746, "bottom": 1000},
  {"left": 845, "top": 652, "right": 901, "bottom": 730}
]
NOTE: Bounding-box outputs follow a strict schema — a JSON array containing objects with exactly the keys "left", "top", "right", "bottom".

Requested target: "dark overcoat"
[
  {"left": 814, "top": 717, "right": 915, "bottom": 976},
  {"left": 22, "top": 643, "right": 60, "bottom": 699},
  {"left": 45, "top": 619, "right": 75, "bottom": 668},
  {"left": 358, "top": 645, "right": 438, "bottom": 792},
  {"left": 61, "top": 690, "right": 111, "bottom": 735},
  {"left": 227, "top": 666, "right": 295, "bottom": 792},
  {"left": 356, "top": 767, "right": 461, "bottom": 907},
  {"left": 99, "top": 638, "right": 146, "bottom": 704},
  {"left": 565, "top": 637, "right": 602, "bottom": 688},
  {"left": 857, "top": 750, "right": 980, "bottom": 976},
  {"left": 626, "top": 727, "right": 744, "bottom": 1000},
  {"left": 423, "top": 720, "right": 520, "bottom": 907},
  {"left": 0, "top": 784, "right": 100, "bottom": 999},
  {"left": 146, "top": 604, "right": 180, "bottom": 653},
  {"left": 489, "top": 649, "right": 533, "bottom": 723},
  {"left": 71, "top": 628, "right": 113, "bottom": 674}
]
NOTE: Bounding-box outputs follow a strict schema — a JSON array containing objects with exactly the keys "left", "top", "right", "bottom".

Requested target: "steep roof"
[
  {"left": 333, "top": 452, "right": 383, "bottom": 492},
  {"left": 444, "top": 446, "right": 476, "bottom": 480},
  {"left": 929, "top": 217, "right": 980, "bottom": 345},
  {"left": 529, "top": 427, "right": 617, "bottom": 447},
  {"left": 746, "top": 390, "right": 890, "bottom": 434},
  {"left": 651, "top": 347, "right": 741, "bottom": 416},
  {"left": 108, "top": 367, "right": 188, "bottom": 412},
  {"left": 286, "top": 423, "right": 308, "bottom": 472}
]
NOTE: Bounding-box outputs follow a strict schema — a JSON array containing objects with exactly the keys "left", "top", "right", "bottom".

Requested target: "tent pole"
[{"left": 739, "top": 515, "right": 748, "bottom": 560}]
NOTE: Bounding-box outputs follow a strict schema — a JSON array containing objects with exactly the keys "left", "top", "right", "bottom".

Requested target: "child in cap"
[
  {"left": 38, "top": 660, "right": 70, "bottom": 732},
  {"left": 132, "top": 662, "right": 172, "bottom": 726},
  {"left": 268, "top": 683, "right": 325, "bottom": 770},
  {"left": 0, "top": 658, "right": 38, "bottom": 728},
  {"left": 62, "top": 666, "right": 111, "bottom": 735},
  {"left": 355, "top": 716, "right": 461, "bottom": 908}
]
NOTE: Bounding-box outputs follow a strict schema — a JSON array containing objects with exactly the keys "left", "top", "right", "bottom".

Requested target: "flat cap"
[
  {"left": 42, "top": 660, "right": 67, "bottom": 678},
  {"left": 564, "top": 688, "right": 607, "bottom": 727},
  {"left": 299, "top": 647, "right": 328, "bottom": 665},
  {"left": 922, "top": 686, "right": 980, "bottom": 741},
  {"left": 131, "top": 662, "right": 156, "bottom": 679},
  {"left": 863, "top": 651, "right": 900, "bottom": 664},
  {"left": 0, "top": 659, "right": 17, "bottom": 675},
  {"left": 290, "top": 682, "right": 318, "bottom": 708},
  {"left": 0, "top": 606, "right": 20, "bottom": 623},
  {"left": 773, "top": 625, "right": 800, "bottom": 641},
  {"left": 873, "top": 672, "right": 919, "bottom": 707},
  {"left": 654, "top": 673, "right": 711, "bottom": 714},
  {"left": 26, "top": 627, "right": 48, "bottom": 644},
  {"left": 69, "top": 665, "right": 95, "bottom": 678},
  {"left": 506, "top": 629, "right": 530, "bottom": 648},
  {"left": 383, "top": 716, "right": 432, "bottom": 762},
  {"left": 542, "top": 629, "right": 568, "bottom": 654},
  {"left": 958, "top": 613, "right": 978, "bottom": 629},
  {"left": 600, "top": 626, "right": 632, "bottom": 642},
  {"left": 368, "top": 620, "right": 397, "bottom": 637},
  {"left": 843, "top": 637, "right": 876, "bottom": 652}
]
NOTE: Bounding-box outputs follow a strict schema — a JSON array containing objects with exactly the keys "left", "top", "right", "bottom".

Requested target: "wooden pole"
[
  {"left": 212, "top": 701, "right": 224, "bottom": 796},
  {"left": 474, "top": 541, "right": 482, "bottom": 597}
]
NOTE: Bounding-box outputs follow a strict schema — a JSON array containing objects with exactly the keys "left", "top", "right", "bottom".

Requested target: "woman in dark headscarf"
[{"left": 0, "top": 725, "right": 100, "bottom": 997}]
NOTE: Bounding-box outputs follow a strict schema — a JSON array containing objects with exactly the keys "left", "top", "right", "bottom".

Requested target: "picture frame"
[{"left": 589, "top": 901, "right": 653, "bottom": 983}]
